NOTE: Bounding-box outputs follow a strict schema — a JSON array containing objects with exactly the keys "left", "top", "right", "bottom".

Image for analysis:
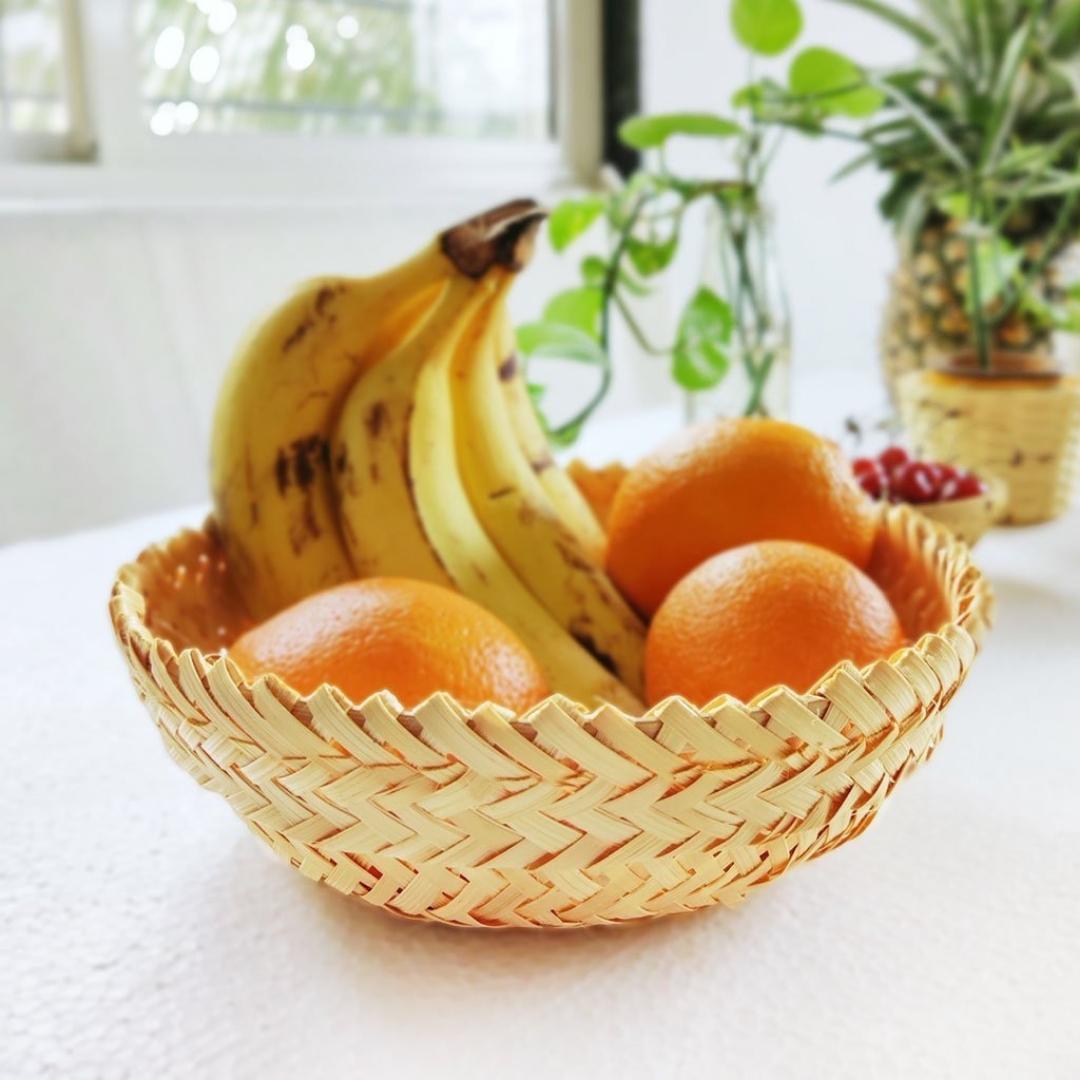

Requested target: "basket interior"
[{"left": 132, "top": 510, "right": 982, "bottom": 680}]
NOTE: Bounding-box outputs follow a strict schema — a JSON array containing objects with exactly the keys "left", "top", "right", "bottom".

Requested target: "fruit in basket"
[
  {"left": 333, "top": 277, "right": 644, "bottom": 708},
  {"left": 444, "top": 295, "right": 645, "bottom": 692},
  {"left": 496, "top": 338, "right": 608, "bottom": 566},
  {"left": 644, "top": 541, "right": 906, "bottom": 705},
  {"left": 228, "top": 578, "right": 549, "bottom": 711},
  {"left": 211, "top": 200, "right": 545, "bottom": 620},
  {"left": 852, "top": 446, "right": 988, "bottom": 505},
  {"left": 210, "top": 199, "right": 640, "bottom": 711},
  {"left": 606, "top": 418, "right": 879, "bottom": 616},
  {"left": 566, "top": 459, "right": 629, "bottom": 530}
]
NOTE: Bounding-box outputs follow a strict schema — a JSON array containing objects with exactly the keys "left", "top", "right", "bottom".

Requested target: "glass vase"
[{"left": 683, "top": 200, "right": 791, "bottom": 424}]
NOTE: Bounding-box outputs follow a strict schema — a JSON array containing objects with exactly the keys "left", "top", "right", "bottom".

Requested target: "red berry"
[
  {"left": 856, "top": 463, "right": 886, "bottom": 499},
  {"left": 852, "top": 456, "right": 877, "bottom": 476},
  {"left": 935, "top": 463, "right": 959, "bottom": 483},
  {"left": 943, "top": 472, "right": 985, "bottom": 500},
  {"left": 878, "top": 446, "right": 909, "bottom": 470},
  {"left": 894, "top": 461, "right": 938, "bottom": 504}
]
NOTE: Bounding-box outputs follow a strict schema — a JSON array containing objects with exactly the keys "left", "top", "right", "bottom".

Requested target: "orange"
[
  {"left": 645, "top": 540, "right": 905, "bottom": 705},
  {"left": 228, "top": 577, "right": 549, "bottom": 711},
  {"left": 566, "top": 459, "right": 629, "bottom": 529},
  {"left": 606, "top": 418, "right": 879, "bottom": 615}
]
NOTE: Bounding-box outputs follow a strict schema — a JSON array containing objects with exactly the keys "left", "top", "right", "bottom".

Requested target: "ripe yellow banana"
[
  {"left": 494, "top": 314, "right": 608, "bottom": 564},
  {"left": 210, "top": 199, "right": 545, "bottom": 620},
  {"left": 453, "top": 296, "right": 647, "bottom": 697},
  {"left": 407, "top": 281, "right": 643, "bottom": 712},
  {"left": 331, "top": 274, "right": 498, "bottom": 585},
  {"left": 210, "top": 250, "right": 448, "bottom": 619}
]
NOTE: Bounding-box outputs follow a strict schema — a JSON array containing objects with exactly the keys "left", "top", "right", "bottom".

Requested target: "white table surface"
[{"left": 3, "top": 399, "right": 1080, "bottom": 1080}]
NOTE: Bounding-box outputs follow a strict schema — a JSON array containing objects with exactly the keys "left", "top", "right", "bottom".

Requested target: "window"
[
  {"left": 135, "top": 0, "right": 553, "bottom": 141},
  {"left": 0, "top": 0, "right": 92, "bottom": 158},
  {"left": 0, "top": 0, "right": 65, "bottom": 133},
  {"left": 0, "top": 0, "right": 601, "bottom": 188}
]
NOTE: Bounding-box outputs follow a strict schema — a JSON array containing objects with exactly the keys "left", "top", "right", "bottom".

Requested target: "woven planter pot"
[
  {"left": 898, "top": 368, "right": 1080, "bottom": 524},
  {"left": 110, "top": 504, "right": 991, "bottom": 929}
]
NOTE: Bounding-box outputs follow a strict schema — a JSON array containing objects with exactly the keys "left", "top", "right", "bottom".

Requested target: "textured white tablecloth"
[{"left": 3, "top": 422, "right": 1080, "bottom": 1079}]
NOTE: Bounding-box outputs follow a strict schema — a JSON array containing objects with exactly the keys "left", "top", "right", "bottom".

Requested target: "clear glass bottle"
[{"left": 683, "top": 199, "right": 791, "bottom": 424}]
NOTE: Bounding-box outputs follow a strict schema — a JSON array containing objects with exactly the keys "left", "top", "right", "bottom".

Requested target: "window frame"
[
  {"left": 0, "top": 0, "right": 93, "bottom": 162},
  {"left": 0, "top": 0, "right": 602, "bottom": 204}
]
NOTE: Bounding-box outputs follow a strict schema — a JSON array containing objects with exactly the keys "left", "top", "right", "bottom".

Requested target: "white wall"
[
  {"left": 0, "top": 193, "right": 597, "bottom": 542},
  {"left": 2, "top": 0, "right": 914, "bottom": 543}
]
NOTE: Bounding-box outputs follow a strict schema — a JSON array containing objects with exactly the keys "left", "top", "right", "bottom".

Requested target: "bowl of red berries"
[{"left": 853, "top": 446, "right": 1007, "bottom": 546}]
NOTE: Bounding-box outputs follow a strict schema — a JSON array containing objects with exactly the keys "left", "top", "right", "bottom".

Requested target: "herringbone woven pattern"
[{"left": 110, "top": 504, "right": 991, "bottom": 928}]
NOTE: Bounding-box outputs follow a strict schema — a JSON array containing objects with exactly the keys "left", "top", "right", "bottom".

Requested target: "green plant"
[
  {"left": 522, "top": 0, "right": 838, "bottom": 444},
  {"left": 748, "top": 0, "right": 1080, "bottom": 369}
]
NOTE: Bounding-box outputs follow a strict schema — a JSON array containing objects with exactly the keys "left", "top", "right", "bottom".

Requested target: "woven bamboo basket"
[
  {"left": 913, "top": 476, "right": 1008, "bottom": 546},
  {"left": 898, "top": 369, "right": 1080, "bottom": 524},
  {"left": 110, "top": 502, "right": 991, "bottom": 929}
]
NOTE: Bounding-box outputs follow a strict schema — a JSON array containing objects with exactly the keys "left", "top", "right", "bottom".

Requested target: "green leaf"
[
  {"left": 964, "top": 234, "right": 1023, "bottom": 312},
  {"left": 516, "top": 321, "right": 607, "bottom": 366},
  {"left": 548, "top": 196, "right": 605, "bottom": 252},
  {"left": 980, "top": 16, "right": 1034, "bottom": 166},
  {"left": 618, "top": 112, "right": 742, "bottom": 150},
  {"left": 626, "top": 232, "right": 678, "bottom": 277},
  {"left": 1049, "top": 2, "right": 1080, "bottom": 59},
  {"left": 671, "top": 287, "right": 734, "bottom": 391},
  {"left": 672, "top": 342, "right": 730, "bottom": 391},
  {"left": 936, "top": 191, "right": 972, "bottom": 220},
  {"left": 542, "top": 287, "right": 603, "bottom": 338},
  {"left": 580, "top": 255, "right": 607, "bottom": 288},
  {"left": 606, "top": 172, "right": 656, "bottom": 230},
  {"left": 789, "top": 47, "right": 884, "bottom": 117},
  {"left": 731, "top": 0, "right": 803, "bottom": 56},
  {"left": 872, "top": 77, "right": 969, "bottom": 171}
]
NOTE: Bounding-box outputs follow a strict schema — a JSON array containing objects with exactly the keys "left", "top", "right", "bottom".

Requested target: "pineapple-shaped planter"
[
  {"left": 898, "top": 354, "right": 1080, "bottom": 524},
  {"left": 881, "top": 217, "right": 1073, "bottom": 399}
]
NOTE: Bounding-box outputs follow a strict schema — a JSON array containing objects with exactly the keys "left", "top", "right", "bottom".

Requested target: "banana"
[
  {"left": 210, "top": 199, "right": 545, "bottom": 619},
  {"left": 331, "top": 274, "right": 498, "bottom": 585},
  {"left": 453, "top": 295, "right": 647, "bottom": 697},
  {"left": 407, "top": 280, "right": 643, "bottom": 712},
  {"left": 494, "top": 314, "right": 609, "bottom": 564}
]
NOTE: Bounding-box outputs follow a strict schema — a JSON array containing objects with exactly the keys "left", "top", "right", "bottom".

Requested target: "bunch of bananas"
[{"left": 211, "top": 200, "right": 645, "bottom": 711}]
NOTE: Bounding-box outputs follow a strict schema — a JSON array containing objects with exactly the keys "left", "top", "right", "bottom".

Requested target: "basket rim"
[{"left": 109, "top": 503, "right": 992, "bottom": 767}]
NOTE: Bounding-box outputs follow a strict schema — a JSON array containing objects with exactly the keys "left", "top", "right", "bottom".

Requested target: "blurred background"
[{"left": 2, "top": 1, "right": 919, "bottom": 540}]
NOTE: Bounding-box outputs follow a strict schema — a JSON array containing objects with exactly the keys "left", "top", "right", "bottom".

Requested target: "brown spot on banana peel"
[
  {"left": 283, "top": 316, "right": 314, "bottom": 352},
  {"left": 302, "top": 497, "right": 321, "bottom": 541},
  {"left": 291, "top": 435, "right": 323, "bottom": 490},
  {"left": 439, "top": 199, "right": 547, "bottom": 279},
  {"left": 530, "top": 455, "right": 554, "bottom": 473},
  {"left": 274, "top": 450, "right": 290, "bottom": 495},
  {"left": 314, "top": 283, "right": 346, "bottom": 317},
  {"left": 365, "top": 401, "right": 388, "bottom": 438},
  {"left": 554, "top": 538, "right": 596, "bottom": 575},
  {"left": 488, "top": 485, "right": 514, "bottom": 499},
  {"left": 273, "top": 435, "right": 331, "bottom": 496},
  {"left": 570, "top": 628, "right": 619, "bottom": 677},
  {"left": 497, "top": 354, "right": 518, "bottom": 381}
]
